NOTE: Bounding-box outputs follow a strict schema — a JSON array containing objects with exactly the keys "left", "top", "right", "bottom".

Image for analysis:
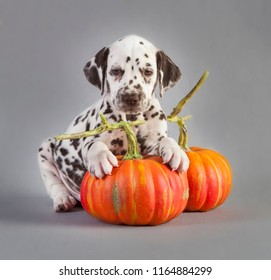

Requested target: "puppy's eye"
[
  {"left": 144, "top": 69, "right": 153, "bottom": 77},
  {"left": 110, "top": 68, "right": 122, "bottom": 76}
]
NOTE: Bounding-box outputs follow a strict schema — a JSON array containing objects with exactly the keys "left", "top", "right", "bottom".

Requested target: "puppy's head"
[{"left": 84, "top": 35, "right": 181, "bottom": 114}]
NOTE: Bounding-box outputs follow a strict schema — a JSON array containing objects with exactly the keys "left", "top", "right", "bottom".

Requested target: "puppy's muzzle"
[
  {"left": 116, "top": 91, "right": 149, "bottom": 113},
  {"left": 121, "top": 93, "right": 141, "bottom": 107}
]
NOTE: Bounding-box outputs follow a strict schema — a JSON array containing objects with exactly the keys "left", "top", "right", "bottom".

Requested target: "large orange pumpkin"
[
  {"left": 185, "top": 147, "right": 232, "bottom": 212},
  {"left": 81, "top": 156, "right": 189, "bottom": 225}
]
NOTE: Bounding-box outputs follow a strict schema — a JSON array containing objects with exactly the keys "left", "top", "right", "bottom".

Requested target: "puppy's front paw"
[
  {"left": 85, "top": 142, "right": 118, "bottom": 178},
  {"left": 159, "top": 137, "right": 189, "bottom": 173},
  {"left": 53, "top": 193, "right": 77, "bottom": 212},
  {"left": 89, "top": 150, "right": 118, "bottom": 178}
]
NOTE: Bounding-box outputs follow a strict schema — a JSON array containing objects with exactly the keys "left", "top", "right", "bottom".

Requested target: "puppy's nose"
[{"left": 121, "top": 93, "right": 140, "bottom": 106}]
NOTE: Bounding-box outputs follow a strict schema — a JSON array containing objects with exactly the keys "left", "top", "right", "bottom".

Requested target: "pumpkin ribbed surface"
[
  {"left": 81, "top": 156, "right": 189, "bottom": 225},
  {"left": 185, "top": 147, "right": 232, "bottom": 212}
]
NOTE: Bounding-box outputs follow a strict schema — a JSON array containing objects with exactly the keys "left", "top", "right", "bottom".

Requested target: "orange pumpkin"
[
  {"left": 166, "top": 72, "right": 232, "bottom": 212},
  {"left": 185, "top": 147, "right": 232, "bottom": 211},
  {"left": 81, "top": 156, "right": 189, "bottom": 225}
]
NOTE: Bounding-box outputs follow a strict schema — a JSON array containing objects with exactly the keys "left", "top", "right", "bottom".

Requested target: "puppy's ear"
[
  {"left": 83, "top": 47, "right": 109, "bottom": 94},
  {"left": 156, "top": 50, "right": 181, "bottom": 97}
]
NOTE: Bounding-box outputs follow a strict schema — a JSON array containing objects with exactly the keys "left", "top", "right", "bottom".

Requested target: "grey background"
[{"left": 1, "top": 0, "right": 271, "bottom": 259}]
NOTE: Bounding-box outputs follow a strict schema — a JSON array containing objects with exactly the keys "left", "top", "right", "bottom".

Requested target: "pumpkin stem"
[
  {"left": 168, "top": 71, "right": 209, "bottom": 118},
  {"left": 120, "top": 122, "right": 142, "bottom": 160},
  {"left": 55, "top": 114, "right": 144, "bottom": 160},
  {"left": 167, "top": 115, "right": 191, "bottom": 151},
  {"left": 167, "top": 71, "right": 209, "bottom": 151}
]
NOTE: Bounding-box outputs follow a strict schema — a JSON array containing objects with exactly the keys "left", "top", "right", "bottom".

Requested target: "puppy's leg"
[
  {"left": 159, "top": 137, "right": 190, "bottom": 173},
  {"left": 38, "top": 138, "right": 77, "bottom": 212}
]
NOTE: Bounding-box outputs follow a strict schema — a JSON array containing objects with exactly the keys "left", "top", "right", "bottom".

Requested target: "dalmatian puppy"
[{"left": 38, "top": 35, "right": 189, "bottom": 212}]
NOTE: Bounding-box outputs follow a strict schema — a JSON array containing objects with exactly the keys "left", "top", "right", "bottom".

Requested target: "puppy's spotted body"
[{"left": 38, "top": 35, "right": 189, "bottom": 212}]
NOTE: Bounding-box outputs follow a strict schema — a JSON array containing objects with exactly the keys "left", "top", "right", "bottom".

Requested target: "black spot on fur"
[
  {"left": 137, "top": 135, "right": 146, "bottom": 145},
  {"left": 39, "top": 147, "right": 43, "bottom": 152},
  {"left": 144, "top": 54, "right": 149, "bottom": 58},
  {"left": 111, "top": 138, "right": 124, "bottom": 147},
  {"left": 88, "top": 142, "right": 94, "bottom": 150},
  {"left": 84, "top": 141, "right": 94, "bottom": 151},
  {"left": 109, "top": 114, "right": 118, "bottom": 122},
  {"left": 60, "top": 148, "right": 69, "bottom": 157},
  {"left": 81, "top": 110, "right": 90, "bottom": 122},
  {"left": 71, "top": 159, "right": 84, "bottom": 172},
  {"left": 91, "top": 109, "right": 96, "bottom": 117},
  {"left": 94, "top": 123, "right": 101, "bottom": 129},
  {"left": 106, "top": 80, "right": 111, "bottom": 93},
  {"left": 66, "top": 169, "right": 84, "bottom": 187},
  {"left": 126, "top": 56, "right": 131, "bottom": 63},
  {"left": 54, "top": 140, "right": 62, "bottom": 154},
  {"left": 78, "top": 150, "right": 83, "bottom": 161},
  {"left": 145, "top": 145, "right": 159, "bottom": 154},
  {"left": 134, "top": 84, "right": 142, "bottom": 90},
  {"left": 73, "top": 115, "right": 82, "bottom": 126},
  {"left": 151, "top": 112, "right": 159, "bottom": 118},
  {"left": 143, "top": 113, "right": 148, "bottom": 121},
  {"left": 158, "top": 136, "right": 165, "bottom": 142},
  {"left": 103, "top": 102, "right": 113, "bottom": 115},
  {"left": 148, "top": 105, "right": 155, "bottom": 111},
  {"left": 159, "top": 111, "right": 166, "bottom": 120},
  {"left": 70, "top": 139, "right": 80, "bottom": 150},
  {"left": 41, "top": 155, "right": 47, "bottom": 160},
  {"left": 85, "top": 122, "right": 91, "bottom": 131},
  {"left": 56, "top": 157, "right": 63, "bottom": 169},
  {"left": 140, "top": 41, "right": 144, "bottom": 45},
  {"left": 137, "top": 133, "right": 147, "bottom": 152},
  {"left": 129, "top": 80, "right": 133, "bottom": 85},
  {"left": 103, "top": 105, "right": 113, "bottom": 115}
]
